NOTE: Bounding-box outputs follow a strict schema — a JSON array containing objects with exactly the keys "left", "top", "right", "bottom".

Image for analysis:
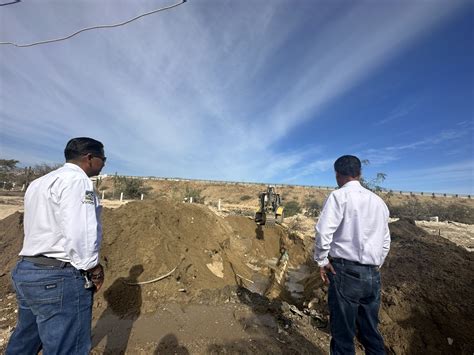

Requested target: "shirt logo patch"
[
  {"left": 83, "top": 190, "right": 95, "bottom": 204},
  {"left": 45, "top": 284, "right": 57, "bottom": 290}
]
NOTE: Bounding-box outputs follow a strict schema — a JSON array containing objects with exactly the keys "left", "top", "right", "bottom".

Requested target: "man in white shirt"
[
  {"left": 7, "top": 137, "right": 106, "bottom": 355},
  {"left": 314, "top": 155, "right": 390, "bottom": 355}
]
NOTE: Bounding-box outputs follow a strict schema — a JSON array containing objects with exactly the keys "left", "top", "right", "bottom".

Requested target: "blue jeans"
[
  {"left": 327, "top": 259, "right": 385, "bottom": 355},
  {"left": 6, "top": 260, "right": 94, "bottom": 355}
]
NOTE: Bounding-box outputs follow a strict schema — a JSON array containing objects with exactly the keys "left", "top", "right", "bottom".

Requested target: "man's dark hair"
[
  {"left": 64, "top": 137, "right": 104, "bottom": 161},
  {"left": 334, "top": 155, "right": 361, "bottom": 177}
]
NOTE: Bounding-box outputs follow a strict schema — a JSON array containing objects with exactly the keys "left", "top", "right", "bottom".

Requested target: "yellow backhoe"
[{"left": 255, "top": 186, "right": 284, "bottom": 226}]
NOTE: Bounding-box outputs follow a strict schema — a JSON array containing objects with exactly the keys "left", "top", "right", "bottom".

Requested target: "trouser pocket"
[
  {"left": 338, "top": 270, "right": 365, "bottom": 302},
  {"left": 16, "top": 278, "right": 64, "bottom": 320}
]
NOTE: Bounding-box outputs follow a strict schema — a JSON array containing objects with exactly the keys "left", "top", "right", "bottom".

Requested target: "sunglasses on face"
[
  {"left": 94, "top": 155, "right": 107, "bottom": 163},
  {"left": 87, "top": 153, "right": 107, "bottom": 163}
]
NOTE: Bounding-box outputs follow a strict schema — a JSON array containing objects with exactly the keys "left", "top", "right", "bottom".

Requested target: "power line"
[
  {"left": 0, "top": 0, "right": 21, "bottom": 7},
  {"left": 0, "top": 0, "right": 186, "bottom": 48}
]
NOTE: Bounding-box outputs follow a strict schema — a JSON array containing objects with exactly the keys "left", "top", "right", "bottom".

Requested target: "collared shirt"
[
  {"left": 20, "top": 163, "right": 102, "bottom": 270},
  {"left": 314, "top": 180, "right": 390, "bottom": 268}
]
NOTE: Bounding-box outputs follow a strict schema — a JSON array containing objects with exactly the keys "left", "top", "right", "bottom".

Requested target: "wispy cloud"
[
  {"left": 358, "top": 125, "right": 473, "bottom": 168},
  {"left": 387, "top": 160, "right": 474, "bottom": 194},
  {"left": 375, "top": 100, "right": 419, "bottom": 126}
]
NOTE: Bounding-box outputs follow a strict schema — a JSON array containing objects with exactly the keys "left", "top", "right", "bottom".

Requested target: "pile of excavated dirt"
[
  {"left": 0, "top": 201, "right": 473, "bottom": 354},
  {"left": 96, "top": 199, "right": 292, "bottom": 314},
  {"left": 381, "top": 218, "right": 474, "bottom": 354},
  {"left": 0, "top": 212, "right": 23, "bottom": 291}
]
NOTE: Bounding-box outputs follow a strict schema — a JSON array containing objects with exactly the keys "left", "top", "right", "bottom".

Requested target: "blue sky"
[{"left": 1, "top": 0, "right": 473, "bottom": 194}]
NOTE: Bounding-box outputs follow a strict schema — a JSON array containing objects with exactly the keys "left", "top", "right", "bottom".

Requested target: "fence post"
[
  {"left": 120, "top": 192, "right": 123, "bottom": 202},
  {"left": 218, "top": 199, "right": 221, "bottom": 211},
  {"left": 102, "top": 191, "right": 105, "bottom": 200},
  {"left": 141, "top": 194, "right": 144, "bottom": 200}
]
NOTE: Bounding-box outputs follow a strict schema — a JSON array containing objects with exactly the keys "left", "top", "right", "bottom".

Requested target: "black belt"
[
  {"left": 21, "top": 255, "right": 72, "bottom": 268},
  {"left": 330, "top": 257, "right": 378, "bottom": 268}
]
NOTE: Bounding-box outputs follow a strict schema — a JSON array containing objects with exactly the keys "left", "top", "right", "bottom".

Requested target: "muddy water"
[{"left": 285, "top": 265, "right": 310, "bottom": 300}]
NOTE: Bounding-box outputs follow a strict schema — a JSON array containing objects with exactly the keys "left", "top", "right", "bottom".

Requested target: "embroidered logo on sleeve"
[{"left": 83, "top": 190, "right": 95, "bottom": 204}]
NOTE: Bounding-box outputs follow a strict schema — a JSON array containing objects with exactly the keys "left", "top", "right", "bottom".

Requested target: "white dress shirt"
[
  {"left": 314, "top": 180, "right": 390, "bottom": 268},
  {"left": 20, "top": 163, "right": 102, "bottom": 270}
]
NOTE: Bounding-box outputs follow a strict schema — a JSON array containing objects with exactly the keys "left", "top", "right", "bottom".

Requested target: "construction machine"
[{"left": 255, "top": 186, "right": 284, "bottom": 226}]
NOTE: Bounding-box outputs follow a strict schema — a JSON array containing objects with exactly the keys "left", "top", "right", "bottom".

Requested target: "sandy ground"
[
  {"left": 0, "top": 191, "right": 473, "bottom": 354},
  {"left": 416, "top": 220, "right": 474, "bottom": 251},
  {"left": 0, "top": 196, "right": 24, "bottom": 220}
]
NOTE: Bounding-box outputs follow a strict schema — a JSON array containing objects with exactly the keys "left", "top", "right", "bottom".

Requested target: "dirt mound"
[
  {"left": 381, "top": 220, "right": 474, "bottom": 354},
  {"left": 0, "top": 212, "right": 24, "bottom": 296},
  {"left": 389, "top": 217, "right": 427, "bottom": 240},
  {"left": 96, "top": 199, "right": 294, "bottom": 315}
]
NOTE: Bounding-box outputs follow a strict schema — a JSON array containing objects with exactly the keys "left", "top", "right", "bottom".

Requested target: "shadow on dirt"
[
  {"left": 154, "top": 333, "right": 189, "bottom": 354},
  {"left": 255, "top": 225, "right": 264, "bottom": 240},
  {"left": 92, "top": 265, "right": 144, "bottom": 354}
]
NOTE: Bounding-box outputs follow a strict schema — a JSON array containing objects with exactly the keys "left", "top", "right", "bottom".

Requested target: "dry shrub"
[
  {"left": 389, "top": 200, "right": 473, "bottom": 224},
  {"left": 304, "top": 199, "right": 321, "bottom": 217},
  {"left": 184, "top": 186, "right": 204, "bottom": 204},
  {"left": 283, "top": 200, "right": 301, "bottom": 217},
  {"left": 114, "top": 177, "right": 152, "bottom": 199}
]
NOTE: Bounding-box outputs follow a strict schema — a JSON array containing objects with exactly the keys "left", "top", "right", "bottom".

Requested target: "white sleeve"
[
  {"left": 380, "top": 205, "right": 391, "bottom": 267},
  {"left": 314, "top": 192, "right": 344, "bottom": 267},
  {"left": 58, "top": 177, "right": 101, "bottom": 270}
]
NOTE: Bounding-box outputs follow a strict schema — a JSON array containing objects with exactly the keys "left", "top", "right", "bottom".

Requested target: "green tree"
[
  {"left": 0, "top": 159, "right": 19, "bottom": 173},
  {"left": 1, "top": 159, "right": 61, "bottom": 188}
]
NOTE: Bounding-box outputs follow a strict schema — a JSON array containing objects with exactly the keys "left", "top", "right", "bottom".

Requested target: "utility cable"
[{"left": 0, "top": 0, "right": 186, "bottom": 48}]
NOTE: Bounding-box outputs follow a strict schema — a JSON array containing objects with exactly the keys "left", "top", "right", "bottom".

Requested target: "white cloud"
[
  {"left": 0, "top": 0, "right": 470, "bottom": 193},
  {"left": 357, "top": 126, "right": 473, "bottom": 168},
  {"left": 375, "top": 100, "right": 419, "bottom": 126},
  {"left": 386, "top": 160, "right": 474, "bottom": 194}
]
